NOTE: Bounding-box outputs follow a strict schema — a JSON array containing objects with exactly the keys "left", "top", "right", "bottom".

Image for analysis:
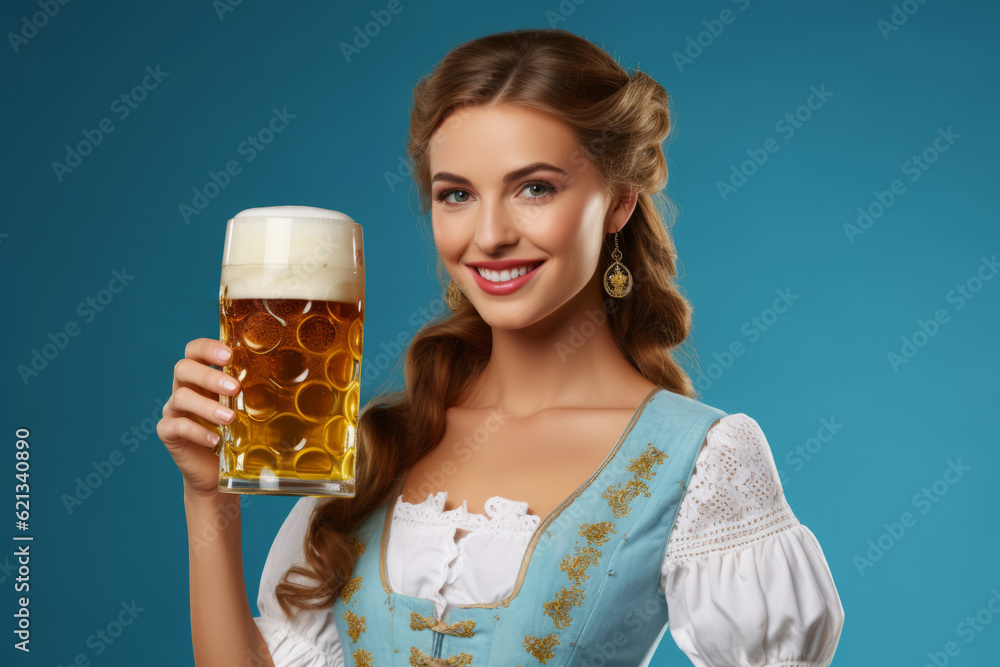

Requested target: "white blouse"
[{"left": 253, "top": 413, "right": 845, "bottom": 666}]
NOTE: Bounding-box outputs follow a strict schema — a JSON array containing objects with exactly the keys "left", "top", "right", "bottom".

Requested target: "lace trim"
[
  {"left": 665, "top": 413, "right": 802, "bottom": 563},
  {"left": 393, "top": 491, "right": 541, "bottom": 534}
]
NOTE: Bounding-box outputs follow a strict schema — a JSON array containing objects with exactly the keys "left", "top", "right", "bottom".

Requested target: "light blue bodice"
[{"left": 331, "top": 387, "right": 727, "bottom": 666}]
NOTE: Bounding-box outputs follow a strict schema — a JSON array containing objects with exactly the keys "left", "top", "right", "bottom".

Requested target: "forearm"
[{"left": 184, "top": 487, "right": 275, "bottom": 667}]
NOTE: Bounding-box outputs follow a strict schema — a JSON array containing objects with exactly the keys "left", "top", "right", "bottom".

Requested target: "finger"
[
  {"left": 169, "top": 386, "right": 236, "bottom": 428},
  {"left": 173, "top": 358, "right": 241, "bottom": 398},
  {"left": 156, "top": 413, "right": 222, "bottom": 450},
  {"left": 173, "top": 338, "right": 234, "bottom": 394},
  {"left": 161, "top": 398, "right": 224, "bottom": 455}
]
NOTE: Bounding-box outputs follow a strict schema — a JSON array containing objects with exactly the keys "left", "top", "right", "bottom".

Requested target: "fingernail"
[
  {"left": 222, "top": 378, "right": 238, "bottom": 391},
  {"left": 215, "top": 348, "right": 232, "bottom": 363},
  {"left": 216, "top": 407, "right": 235, "bottom": 422},
  {"left": 208, "top": 432, "right": 220, "bottom": 445}
]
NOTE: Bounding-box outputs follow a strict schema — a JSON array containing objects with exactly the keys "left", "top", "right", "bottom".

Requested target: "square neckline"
[{"left": 376, "top": 385, "right": 666, "bottom": 609}]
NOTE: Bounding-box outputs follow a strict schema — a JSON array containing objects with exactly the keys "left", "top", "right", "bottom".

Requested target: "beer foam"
[
  {"left": 221, "top": 206, "right": 364, "bottom": 302},
  {"left": 221, "top": 265, "right": 362, "bottom": 302}
]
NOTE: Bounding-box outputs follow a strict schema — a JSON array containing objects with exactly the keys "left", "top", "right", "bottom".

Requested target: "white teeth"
[{"left": 476, "top": 263, "right": 537, "bottom": 283}]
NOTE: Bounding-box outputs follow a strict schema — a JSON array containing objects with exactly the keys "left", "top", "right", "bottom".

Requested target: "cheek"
[
  {"left": 536, "top": 194, "right": 606, "bottom": 265},
  {"left": 431, "top": 216, "right": 463, "bottom": 260}
]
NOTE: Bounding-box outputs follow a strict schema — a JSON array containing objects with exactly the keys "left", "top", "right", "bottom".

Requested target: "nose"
[{"left": 473, "top": 197, "right": 519, "bottom": 255}]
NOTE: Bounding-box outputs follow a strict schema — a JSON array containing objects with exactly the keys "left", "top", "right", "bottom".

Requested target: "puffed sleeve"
[
  {"left": 659, "top": 413, "right": 845, "bottom": 667},
  {"left": 254, "top": 495, "right": 345, "bottom": 667}
]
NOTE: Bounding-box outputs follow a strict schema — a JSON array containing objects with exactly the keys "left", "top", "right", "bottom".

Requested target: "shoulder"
[
  {"left": 666, "top": 413, "right": 799, "bottom": 561},
  {"left": 271, "top": 496, "right": 322, "bottom": 554},
  {"left": 692, "top": 412, "right": 786, "bottom": 513},
  {"left": 700, "top": 412, "right": 780, "bottom": 470},
  {"left": 258, "top": 496, "right": 324, "bottom": 611},
  {"left": 644, "top": 389, "right": 729, "bottom": 437}
]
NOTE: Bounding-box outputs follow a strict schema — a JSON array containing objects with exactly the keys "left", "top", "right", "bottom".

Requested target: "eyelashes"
[{"left": 434, "top": 180, "right": 559, "bottom": 204}]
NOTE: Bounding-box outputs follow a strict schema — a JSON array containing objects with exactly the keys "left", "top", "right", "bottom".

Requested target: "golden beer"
[{"left": 215, "top": 206, "right": 364, "bottom": 497}]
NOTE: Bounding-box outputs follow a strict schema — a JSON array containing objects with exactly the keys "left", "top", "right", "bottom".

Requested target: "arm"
[
  {"left": 185, "top": 485, "right": 276, "bottom": 667},
  {"left": 660, "top": 413, "right": 845, "bottom": 667}
]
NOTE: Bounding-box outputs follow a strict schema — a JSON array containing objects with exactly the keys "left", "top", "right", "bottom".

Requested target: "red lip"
[{"left": 468, "top": 260, "right": 545, "bottom": 296}]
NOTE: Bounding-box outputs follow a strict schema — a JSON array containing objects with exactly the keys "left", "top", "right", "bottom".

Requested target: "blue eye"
[
  {"left": 436, "top": 189, "right": 470, "bottom": 203},
  {"left": 519, "top": 181, "right": 560, "bottom": 201},
  {"left": 434, "top": 180, "right": 559, "bottom": 205}
]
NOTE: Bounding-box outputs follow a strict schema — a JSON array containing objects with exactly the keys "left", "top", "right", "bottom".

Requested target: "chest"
[
  {"left": 399, "top": 406, "right": 639, "bottom": 519},
  {"left": 332, "top": 389, "right": 730, "bottom": 666}
]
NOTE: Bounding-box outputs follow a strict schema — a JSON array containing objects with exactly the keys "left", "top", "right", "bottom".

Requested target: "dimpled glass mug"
[{"left": 211, "top": 206, "right": 364, "bottom": 497}]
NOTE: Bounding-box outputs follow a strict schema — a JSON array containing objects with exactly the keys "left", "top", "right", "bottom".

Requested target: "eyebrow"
[{"left": 431, "top": 162, "right": 570, "bottom": 186}]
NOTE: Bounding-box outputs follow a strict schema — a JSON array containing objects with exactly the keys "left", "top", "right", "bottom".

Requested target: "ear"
[{"left": 604, "top": 187, "right": 639, "bottom": 234}]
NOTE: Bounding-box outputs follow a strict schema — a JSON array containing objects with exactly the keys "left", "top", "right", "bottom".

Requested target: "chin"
[
  {"left": 494, "top": 307, "right": 562, "bottom": 334},
  {"left": 474, "top": 305, "right": 538, "bottom": 331}
]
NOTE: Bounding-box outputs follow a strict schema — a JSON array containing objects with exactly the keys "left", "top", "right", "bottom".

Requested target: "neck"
[{"left": 465, "top": 270, "right": 654, "bottom": 417}]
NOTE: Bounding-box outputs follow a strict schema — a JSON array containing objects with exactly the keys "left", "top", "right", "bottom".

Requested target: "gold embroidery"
[
  {"left": 353, "top": 648, "right": 373, "bottom": 666},
  {"left": 409, "top": 612, "right": 434, "bottom": 631},
  {"left": 523, "top": 634, "right": 561, "bottom": 664},
  {"left": 603, "top": 444, "right": 666, "bottom": 517},
  {"left": 409, "top": 646, "right": 474, "bottom": 665},
  {"left": 528, "top": 438, "right": 667, "bottom": 661},
  {"left": 602, "top": 478, "right": 650, "bottom": 518},
  {"left": 559, "top": 545, "right": 601, "bottom": 586},
  {"left": 341, "top": 575, "right": 362, "bottom": 605},
  {"left": 542, "top": 586, "right": 585, "bottom": 628},
  {"left": 342, "top": 609, "right": 366, "bottom": 643},
  {"left": 408, "top": 612, "right": 476, "bottom": 637},
  {"left": 351, "top": 536, "right": 367, "bottom": 556},
  {"left": 628, "top": 444, "right": 667, "bottom": 479},
  {"left": 578, "top": 521, "right": 616, "bottom": 546}
]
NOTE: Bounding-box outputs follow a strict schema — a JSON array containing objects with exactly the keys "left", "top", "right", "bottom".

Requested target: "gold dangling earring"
[
  {"left": 603, "top": 230, "right": 633, "bottom": 298},
  {"left": 447, "top": 278, "right": 463, "bottom": 310}
]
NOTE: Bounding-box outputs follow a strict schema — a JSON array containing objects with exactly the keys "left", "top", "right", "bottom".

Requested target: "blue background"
[{"left": 3, "top": 0, "right": 998, "bottom": 664}]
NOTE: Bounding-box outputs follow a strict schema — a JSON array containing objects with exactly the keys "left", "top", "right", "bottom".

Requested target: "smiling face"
[{"left": 429, "top": 102, "right": 634, "bottom": 330}]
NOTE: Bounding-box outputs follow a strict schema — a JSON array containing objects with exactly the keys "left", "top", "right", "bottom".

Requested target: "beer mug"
[{"left": 212, "top": 206, "right": 364, "bottom": 497}]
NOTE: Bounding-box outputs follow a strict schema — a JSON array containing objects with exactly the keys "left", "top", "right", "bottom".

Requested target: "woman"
[{"left": 159, "top": 28, "right": 845, "bottom": 666}]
